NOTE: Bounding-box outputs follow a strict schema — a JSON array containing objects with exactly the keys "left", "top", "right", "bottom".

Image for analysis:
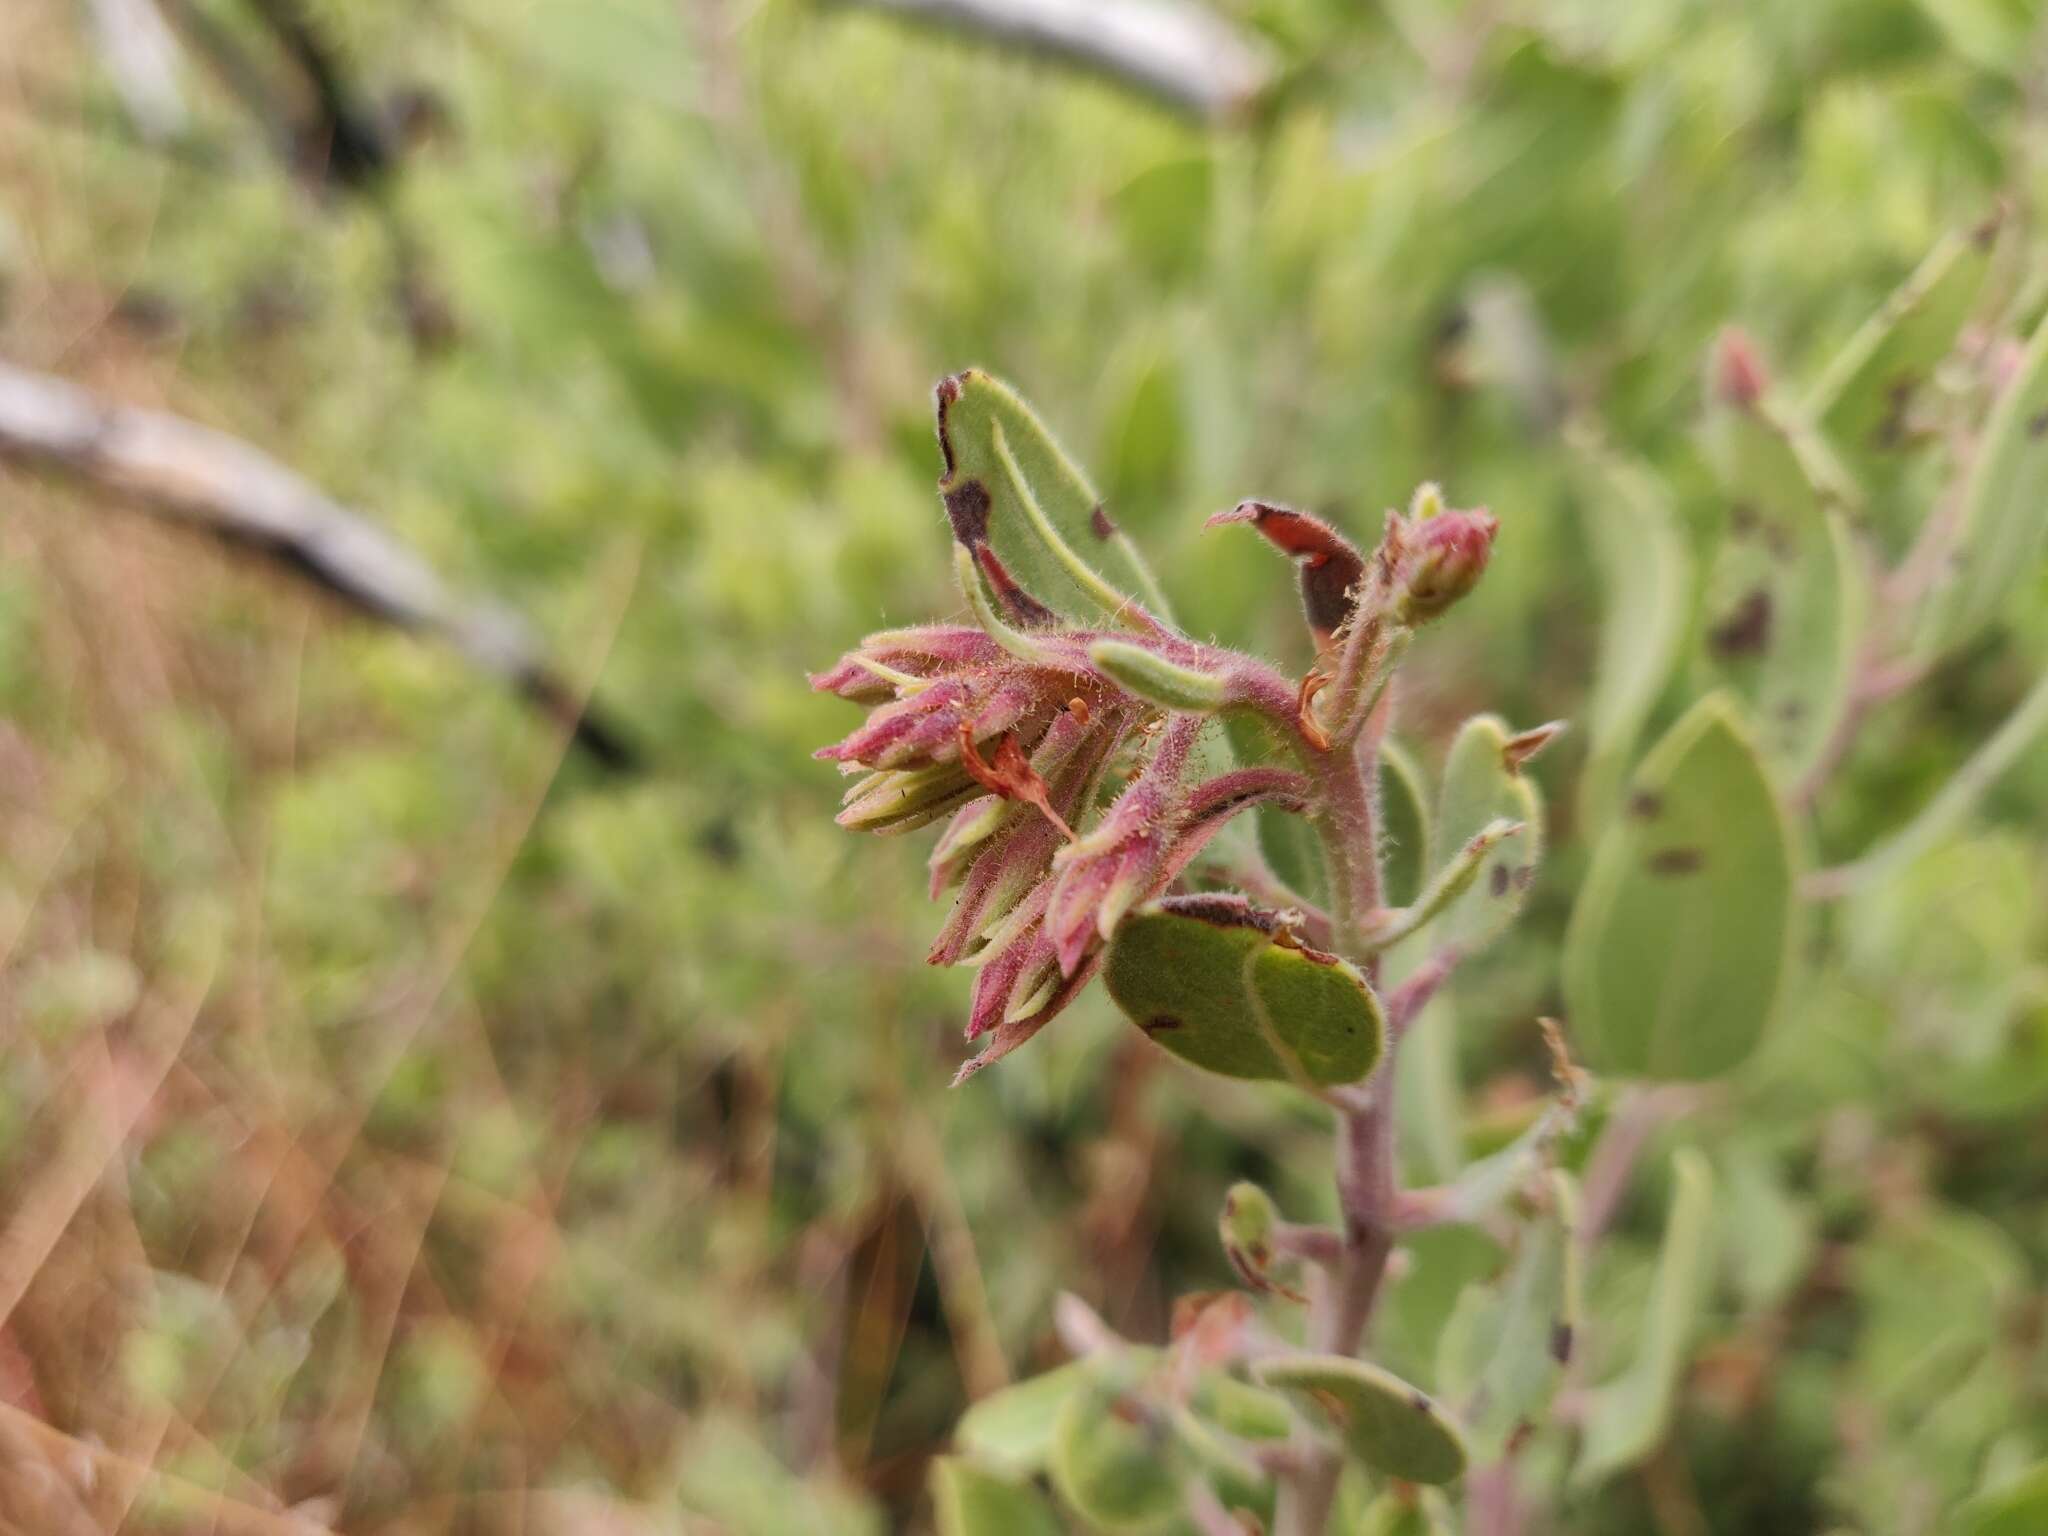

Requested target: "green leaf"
[
  {"left": 1807, "top": 223, "right": 1995, "bottom": 455},
  {"left": 1432, "top": 715, "right": 1544, "bottom": 954},
  {"left": 930, "top": 1457, "right": 1065, "bottom": 1536},
  {"left": 1048, "top": 1374, "right": 1179, "bottom": 1532},
  {"left": 1960, "top": 1461, "right": 2048, "bottom": 1536},
  {"left": 1697, "top": 488, "right": 1868, "bottom": 784},
  {"left": 1573, "top": 1147, "right": 1716, "bottom": 1486},
  {"left": 1564, "top": 695, "right": 1799, "bottom": 1080},
  {"left": 954, "top": 1362, "right": 1090, "bottom": 1476},
  {"left": 1437, "top": 1171, "right": 1580, "bottom": 1462},
  {"left": 1566, "top": 433, "right": 1692, "bottom": 826},
  {"left": 1103, "top": 900, "right": 1385, "bottom": 1086},
  {"left": 1916, "top": 307, "right": 2048, "bottom": 656},
  {"left": 1365, "top": 817, "right": 1525, "bottom": 953},
  {"left": 1252, "top": 1354, "right": 1469, "bottom": 1486},
  {"left": 937, "top": 370, "right": 1171, "bottom": 626},
  {"left": 1378, "top": 739, "right": 1433, "bottom": 909}
]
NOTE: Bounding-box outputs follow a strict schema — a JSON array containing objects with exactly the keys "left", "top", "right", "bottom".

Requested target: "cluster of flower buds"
[
  {"left": 814, "top": 607, "right": 1310, "bottom": 1077},
  {"left": 815, "top": 385, "right": 1499, "bottom": 1080}
]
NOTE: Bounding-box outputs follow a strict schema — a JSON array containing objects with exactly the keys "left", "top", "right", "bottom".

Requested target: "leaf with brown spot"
[
  {"left": 1565, "top": 697, "right": 1798, "bottom": 1080},
  {"left": 936, "top": 370, "right": 1171, "bottom": 627}
]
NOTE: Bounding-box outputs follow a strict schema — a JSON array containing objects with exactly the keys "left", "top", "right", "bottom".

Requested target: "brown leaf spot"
[
  {"left": 1627, "top": 790, "right": 1663, "bottom": 820},
  {"left": 1550, "top": 1321, "right": 1574, "bottom": 1363},
  {"left": 1648, "top": 847, "right": 1706, "bottom": 876},
  {"left": 1708, "top": 588, "right": 1774, "bottom": 658},
  {"left": 945, "top": 478, "right": 992, "bottom": 544},
  {"left": 1142, "top": 1014, "right": 1183, "bottom": 1035},
  {"left": 1490, "top": 863, "right": 1511, "bottom": 897},
  {"left": 1409, "top": 1390, "right": 1433, "bottom": 1413},
  {"left": 1513, "top": 864, "right": 1535, "bottom": 891},
  {"left": 1090, "top": 502, "right": 1118, "bottom": 540},
  {"left": 2029, "top": 408, "right": 2048, "bottom": 440}
]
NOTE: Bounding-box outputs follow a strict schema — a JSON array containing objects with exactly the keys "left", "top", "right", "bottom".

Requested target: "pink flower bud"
[
  {"left": 1394, "top": 507, "right": 1499, "bottom": 625},
  {"left": 1043, "top": 716, "right": 1202, "bottom": 975},
  {"left": 1711, "top": 325, "right": 1770, "bottom": 411}
]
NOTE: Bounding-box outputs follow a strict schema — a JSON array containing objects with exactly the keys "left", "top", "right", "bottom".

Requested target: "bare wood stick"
[
  {"left": 0, "top": 360, "right": 636, "bottom": 768},
  {"left": 833, "top": 0, "right": 1274, "bottom": 121}
]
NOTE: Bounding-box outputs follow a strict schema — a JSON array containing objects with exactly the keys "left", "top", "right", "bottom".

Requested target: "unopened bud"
[
  {"left": 1219, "top": 1181, "right": 1281, "bottom": 1293},
  {"left": 1394, "top": 506, "right": 1499, "bottom": 625},
  {"left": 1711, "top": 326, "right": 1770, "bottom": 411}
]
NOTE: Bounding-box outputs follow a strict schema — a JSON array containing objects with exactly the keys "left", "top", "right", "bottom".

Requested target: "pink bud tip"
[{"left": 1712, "top": 326, "right": 1770, "bottom": 410}]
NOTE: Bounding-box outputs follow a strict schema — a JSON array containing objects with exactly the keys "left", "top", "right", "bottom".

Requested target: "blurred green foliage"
[{"left": 2, "top": 0, "right": 2047, "bottom": 1531}]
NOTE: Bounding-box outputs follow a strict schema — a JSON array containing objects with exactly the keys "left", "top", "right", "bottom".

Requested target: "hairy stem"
[{"left": 1277, "top": 713, "right": 1401, "bottom": 1535}]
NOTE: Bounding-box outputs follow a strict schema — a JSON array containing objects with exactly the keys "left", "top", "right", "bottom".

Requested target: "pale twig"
[
  {"left": 0, "top": 361, "right": 636, "bottom": 767},
  {"left": 833, "top": 0, "right": 1274, "bottom": 121}
]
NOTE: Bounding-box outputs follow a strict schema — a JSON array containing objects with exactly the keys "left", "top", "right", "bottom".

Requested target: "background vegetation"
[{"left": 1, "top": 0, "right": 2045, "bottom": 1531}]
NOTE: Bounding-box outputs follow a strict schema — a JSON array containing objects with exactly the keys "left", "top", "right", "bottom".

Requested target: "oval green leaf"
[
  {"left": 1564, "top": 695, "right": 1799, "bottom": 1080},
  {"left": 1252, "top": 1354, "right": 1469, "bottom": 1486},
  {"left": 1104, "top": 900, "right": 1385, "bottom": 1086}
]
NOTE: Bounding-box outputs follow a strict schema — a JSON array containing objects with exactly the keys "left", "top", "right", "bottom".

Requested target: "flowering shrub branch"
[{"left": 816, "top": 371, "right": 1568, "bottom": 1533}]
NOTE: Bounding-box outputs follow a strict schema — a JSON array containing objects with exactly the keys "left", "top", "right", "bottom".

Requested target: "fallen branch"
[
  {"left": 833, "top": 0, "right": 1274, "bottom": 121},
  {"left": 0, "top": 360, "right": 636, "bottom": 769}
]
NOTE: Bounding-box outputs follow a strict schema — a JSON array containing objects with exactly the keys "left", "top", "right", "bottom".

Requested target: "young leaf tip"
[
  {"left": 1711, "top": 326, "right": 1771, "bottom": 410},
  {"left": 1503, "top": 719, "right": 1568, "bottom": 773},
  {"left": 1206, "top": 499, "right": 1366, "bottom": 646}
]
